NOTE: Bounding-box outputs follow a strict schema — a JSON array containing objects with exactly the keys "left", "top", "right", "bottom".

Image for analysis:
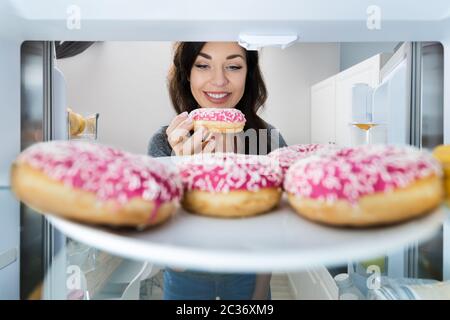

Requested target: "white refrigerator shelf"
[{"left": 46, "top": 198, "right": 448, "bottom": 273}]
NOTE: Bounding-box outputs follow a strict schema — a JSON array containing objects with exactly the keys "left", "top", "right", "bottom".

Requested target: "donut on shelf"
[
  {"left": 284, "top": 145, "right": 443, "bottom": 227},
  {"left": 177, "top": 153, "right": 283, "bottom": 218},
  {"left": 188, "top": 108, "right": 246, "bottom": 133},
  {"left": 11, "top": 140, "right": 183, "bottom": 228},
  {"left": 268, "top": 143, "right": 336, "bottom": 177}
]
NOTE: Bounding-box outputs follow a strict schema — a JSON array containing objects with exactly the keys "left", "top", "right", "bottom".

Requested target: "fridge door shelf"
[{"left": 46, "top": 199, "right": 448, "bottom": 273}]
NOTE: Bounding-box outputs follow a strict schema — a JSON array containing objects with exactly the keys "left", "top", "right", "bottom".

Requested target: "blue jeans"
[{"left": 163, "top": 269, "right": 271, "bottom": 300}]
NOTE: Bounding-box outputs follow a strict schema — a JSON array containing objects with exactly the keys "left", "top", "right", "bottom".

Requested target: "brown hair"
[{"left": 167, "top": 42, "right": 269, "bottom": 133}]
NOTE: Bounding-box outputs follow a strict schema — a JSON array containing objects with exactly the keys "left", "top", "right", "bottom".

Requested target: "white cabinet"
[
  {"left": 311, "top": 54, "right": 383, "bottom": 146},
  {"left": 311, "top": 76, "right": 336, "bottom": 144}
]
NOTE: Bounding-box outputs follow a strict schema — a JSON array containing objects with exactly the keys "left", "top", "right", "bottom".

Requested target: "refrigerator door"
[
  {"left": 416, "top": 42, "right": 445, "bottom": 280},
  {"left": 375, "top": 42, "right": 413, "bottom": 146},
  {"left": 382, "top": 42, "right": 445, "bottom": 280},
  {"left": 19, "top": 41, "right": 45, "bottom": 299},
  {"left": 349, "top": 42, "right": 446, "bottom": 293},
  {"left": 420, "top": 43, "right": 444, "bottom": 150},
  {"left": 19, "top": 41, "right": 68, "bottom": 299},
  {"left": 41, "top": 42, "right": 67, "bottom": 300}
]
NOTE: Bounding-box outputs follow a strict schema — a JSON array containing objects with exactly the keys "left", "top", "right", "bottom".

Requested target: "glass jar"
[{"left": 67, "top": 109, "right": 99, "bottom": 141}]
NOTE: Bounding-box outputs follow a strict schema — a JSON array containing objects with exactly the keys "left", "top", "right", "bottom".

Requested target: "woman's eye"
[
  {"left": 227, "top": 66, "right": 242, "bottom": 71},
  {"left": 195, "top": 64, "right": 209, "bottom": 69}
]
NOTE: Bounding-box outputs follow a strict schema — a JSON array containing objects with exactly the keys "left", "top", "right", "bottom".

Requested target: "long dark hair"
[{"left": 167, "top": 42, "right": 270, "bottom": 137}]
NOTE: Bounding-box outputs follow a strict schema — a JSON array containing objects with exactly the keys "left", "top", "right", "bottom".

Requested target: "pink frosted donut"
[
  {"left": 188, "top": 108, "right": 246, "bottom": 133},
  {"left": 268, "top": 144, "right": 336, "bottom": 176},
  {"left": 177, "top": 153, "right": 283, "bottom": 217},
  {"left": 11, "top": 140, "right": 183, "bottom": 228},
  {"left": 284, "top": 145, "right": 443, "bottom": 226}
]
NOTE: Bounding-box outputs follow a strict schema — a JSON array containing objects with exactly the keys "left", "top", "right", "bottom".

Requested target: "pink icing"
[
  {"left": 177, "top": 153, "right": 283, "bottom": 193},
  {"left": 269, "top": 144, "right": 336, "bottom": 175},
  {"left": 284, "top": 144, "right": 442, "bottom": 203},
  {"left": 189, "top": 108, "right": 246, "bottom": 123},
  {"left": 17, "top": 141, "right": 183, "bottom": 209}
]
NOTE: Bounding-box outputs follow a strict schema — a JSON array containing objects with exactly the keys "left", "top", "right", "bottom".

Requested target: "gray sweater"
[{"left": 148, "top": 124, "right": 287, "bottom": 157}]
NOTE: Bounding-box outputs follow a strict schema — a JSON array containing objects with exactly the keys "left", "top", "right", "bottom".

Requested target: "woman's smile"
[{"left": 203, "top": 91, "right": 232, "bottom": 105}]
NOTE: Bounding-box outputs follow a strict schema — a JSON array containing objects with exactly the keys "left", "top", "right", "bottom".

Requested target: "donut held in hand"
[{"left": 188, "top": 108, "right": 246, "bottom": 133}]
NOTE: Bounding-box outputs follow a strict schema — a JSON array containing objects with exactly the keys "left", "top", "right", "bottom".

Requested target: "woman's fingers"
[
  {"left": 166, "top": 111, "right": 188, "bottom": 136},
  {"left": 184, "top": 127, "right": 210, "bottom": 155},
  {"left": 171, "top": 141, "right": 184, "bottom": 156},
  {"left": 191, "top": 127, "right": 208, "bottom": 154},
  {"left": 210, "top": 133, "right": 225, "bottom": 153},
  {"left": 173, "top": 126, "right": 209, "bottom": 155},
  {"left": 202, "top": 136, "right": 216, "bottom": 154},
  {"left": 167, "top": 117, "right": 194, "bottom": 147}
]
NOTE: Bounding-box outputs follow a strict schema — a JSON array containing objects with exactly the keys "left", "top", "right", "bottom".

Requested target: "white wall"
[
  {"left": 58, "top": 42, "right": 340, "bottom": 153},
  {"left": 340, "top": 42, "right": 398, "bottom": 71},
  {"left": 57, "top": 42, "right": 175, "bottom": 154},
  {"left": 259, "top": 43, "right": 340, "bottom": 145}
]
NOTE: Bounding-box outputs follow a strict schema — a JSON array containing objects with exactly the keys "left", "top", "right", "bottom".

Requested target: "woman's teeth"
[{"left": 206, "top": 92, "right": 229, "bottom": 99}]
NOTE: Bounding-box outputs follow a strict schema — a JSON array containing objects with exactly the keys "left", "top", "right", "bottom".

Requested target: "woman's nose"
[{"left": 210, "top": 68, "right": 229, "bottom": 87}]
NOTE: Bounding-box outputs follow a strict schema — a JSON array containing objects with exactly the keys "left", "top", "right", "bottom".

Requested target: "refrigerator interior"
[{"left": 15, "top": 40, "right": 448, "bottom": 300}]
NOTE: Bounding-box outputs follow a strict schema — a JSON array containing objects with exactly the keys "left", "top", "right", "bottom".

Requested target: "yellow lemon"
[
  {"left": 68, "top": 108, "right": 86, "bottom": 136},
  {"left": 433, "top": 145, "right": 450, "bottom": 164}
]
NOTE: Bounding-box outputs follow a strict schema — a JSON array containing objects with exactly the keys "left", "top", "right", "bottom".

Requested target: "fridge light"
[{"left": 238, "top": 33, "right": 298, "bottom": 51}]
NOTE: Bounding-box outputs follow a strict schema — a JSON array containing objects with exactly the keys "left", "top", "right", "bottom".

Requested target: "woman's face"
[{"left": 189, "top": 42, "right": 247, "bottom": 109}]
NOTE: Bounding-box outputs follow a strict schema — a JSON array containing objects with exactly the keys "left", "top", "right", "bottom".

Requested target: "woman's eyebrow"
[
  {"left": 226, "top": 54, "right": 245, "bottom": 60},
  {"left": 198, "top": 52, "right": 245, "bottom": 60}
]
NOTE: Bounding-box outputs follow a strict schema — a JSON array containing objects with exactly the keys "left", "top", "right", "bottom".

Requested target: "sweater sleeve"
[
  {"left": 267, "top": 123, "right": 288, "bottom": 151},
  {"left": 147, "top": 124, "right": 287, "bottom": 156},
  {"left": 147, "top": 126, "right": 173, "bottom": 157}
]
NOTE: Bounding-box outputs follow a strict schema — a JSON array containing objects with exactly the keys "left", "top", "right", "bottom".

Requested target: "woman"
[{"left": 148, "top": 42, "right": 287, "bottom": 300}]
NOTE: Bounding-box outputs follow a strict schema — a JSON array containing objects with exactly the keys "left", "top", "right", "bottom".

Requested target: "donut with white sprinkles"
[
  {"left": 188, "top": 108, "right": 246, "bottom": 133},
  {"left": 284, "top": 144, "right": 443, "bottom": 226},
  {"left": 11, "top": 140, "right": 183, "bottom": 228},
  {"left": 268, "top": 143, "right": 336, "bottom": 177},
  {"left": 177, "top": 152, "right": 283, "bottom": 217}
]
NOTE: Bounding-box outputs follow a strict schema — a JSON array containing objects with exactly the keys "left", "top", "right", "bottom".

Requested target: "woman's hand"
[{"left": 166, "top": 112, "right": 216, "bottom": 156}]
